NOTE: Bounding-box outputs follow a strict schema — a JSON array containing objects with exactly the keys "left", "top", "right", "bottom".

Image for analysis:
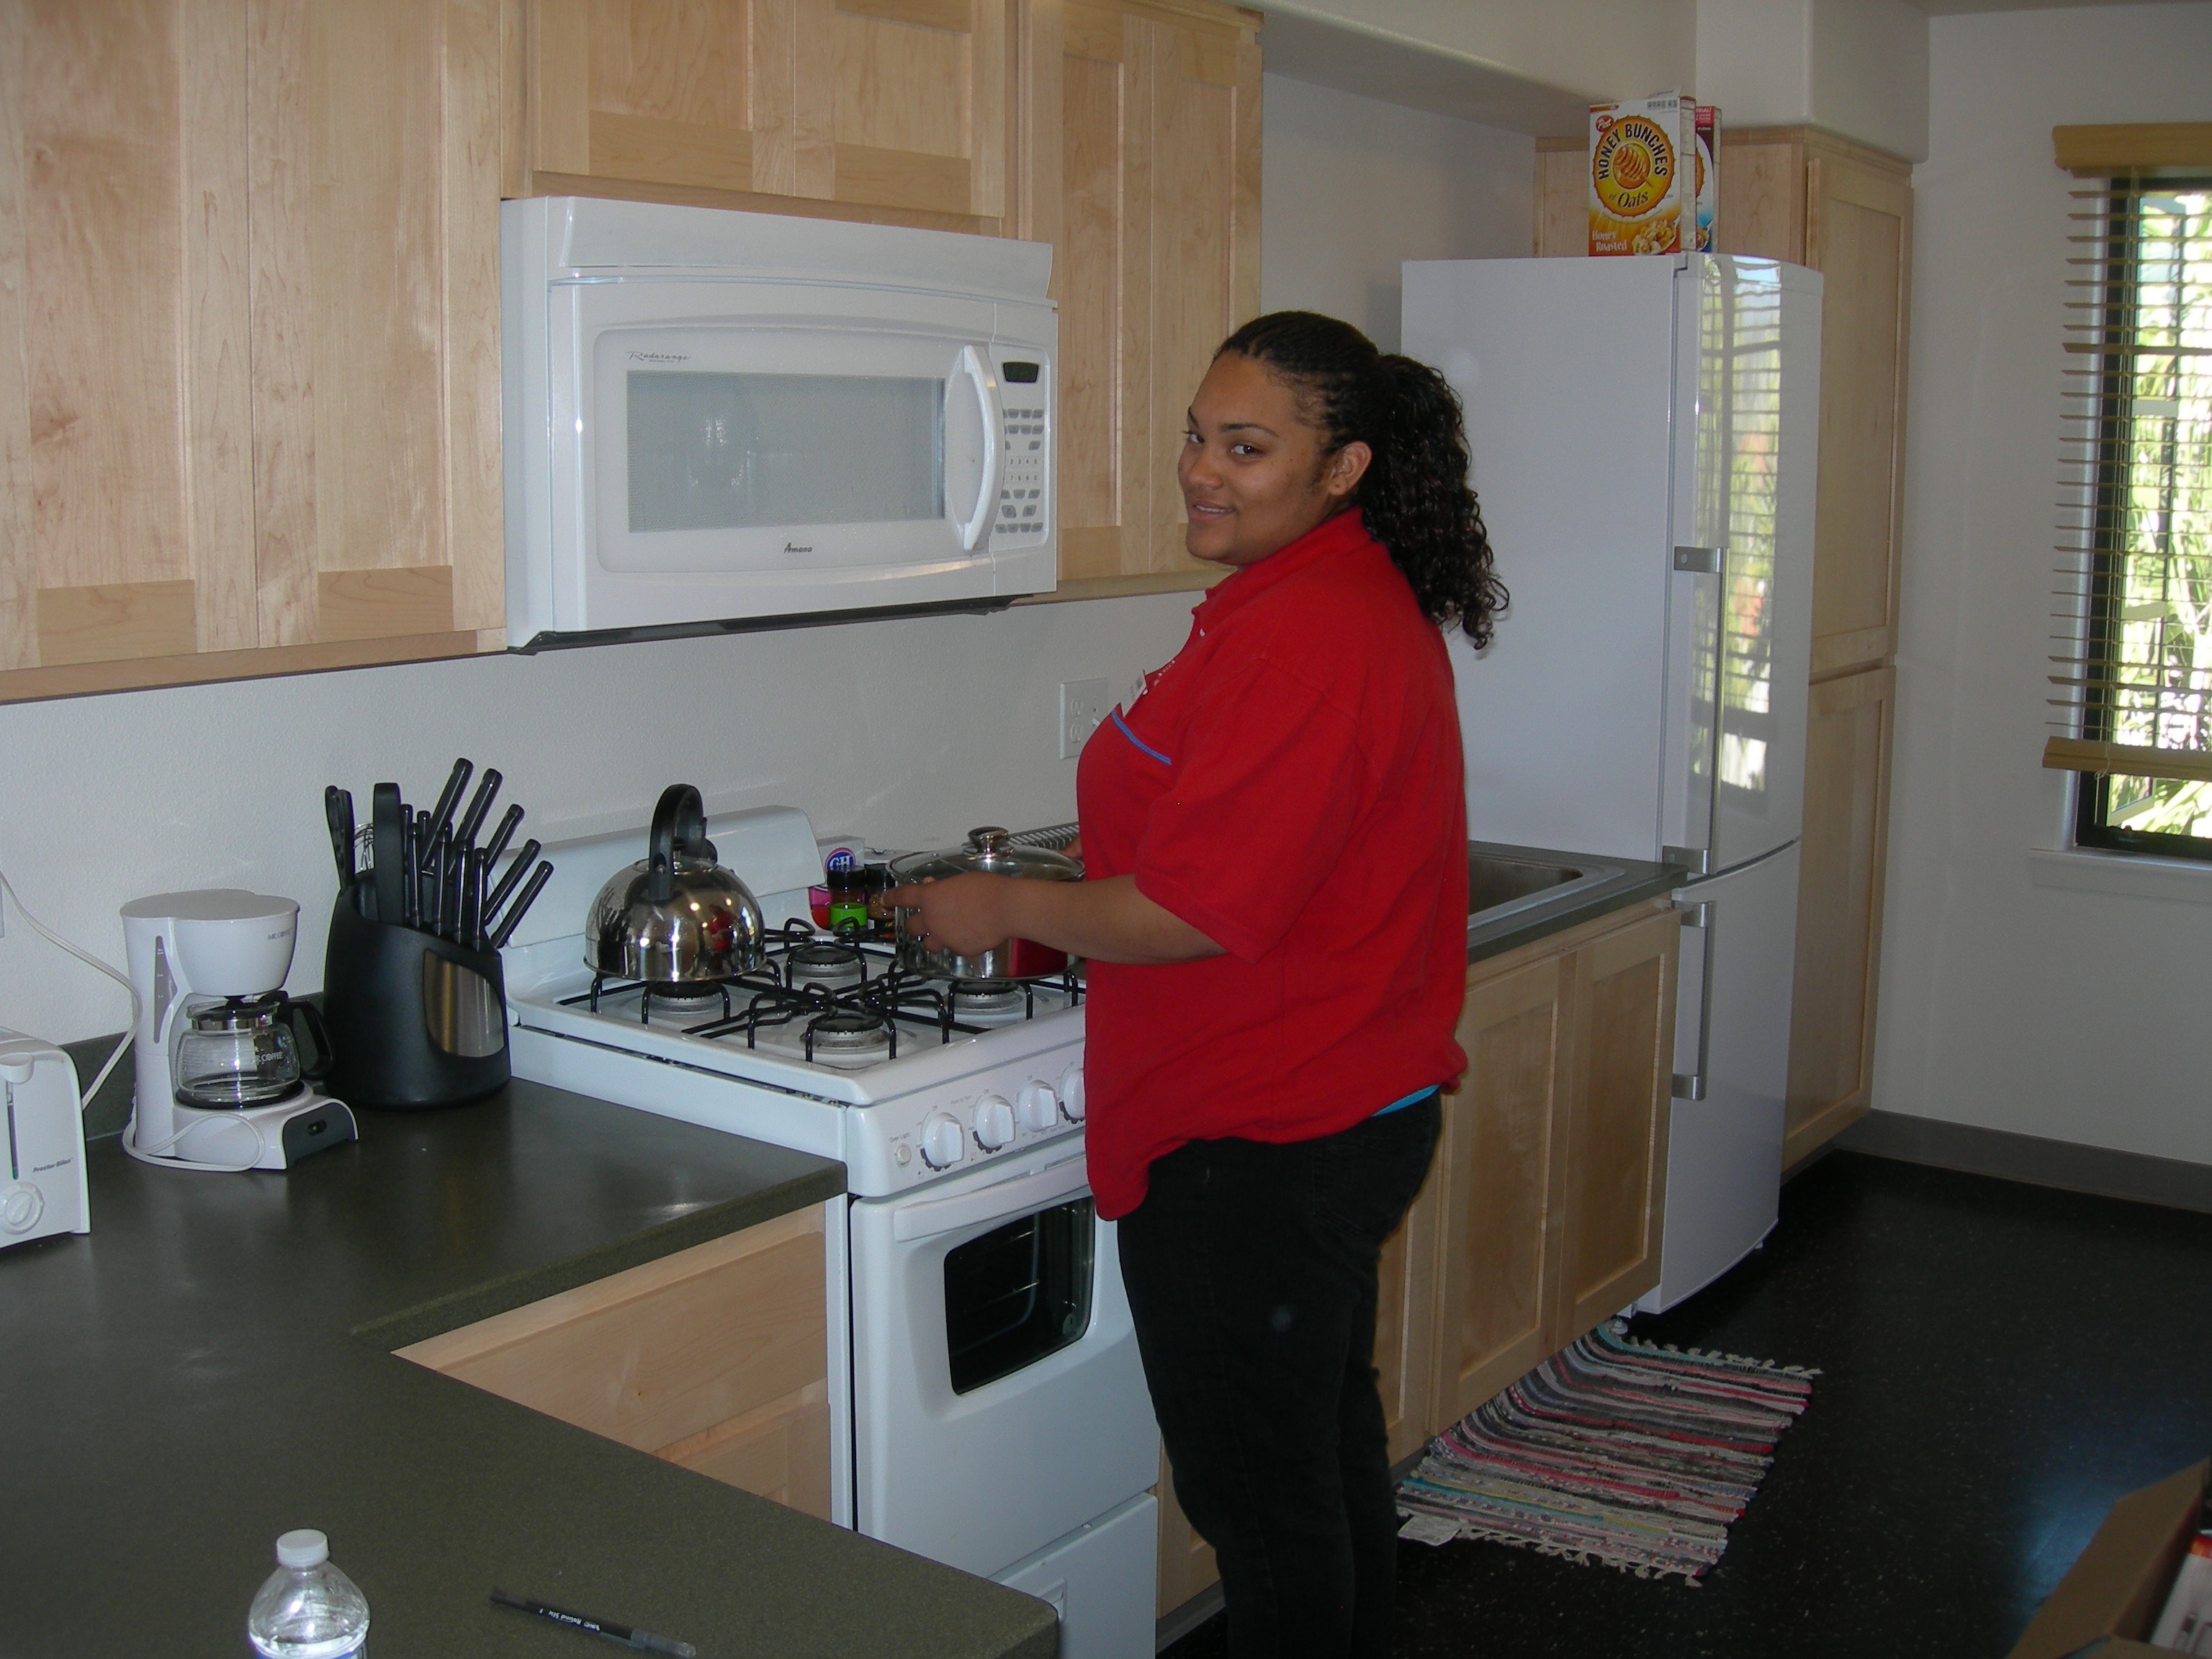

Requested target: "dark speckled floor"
[{"left": 1162, "top": 1149, "right": 2212, "bottom": 1658}]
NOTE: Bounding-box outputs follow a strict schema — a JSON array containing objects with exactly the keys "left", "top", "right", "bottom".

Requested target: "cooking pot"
[
  {"left": 889, "top": 827, "right": 1082, "bottom": 981},
  {"left": 587, "top": 785, "right": 766, "bottom": 984}
]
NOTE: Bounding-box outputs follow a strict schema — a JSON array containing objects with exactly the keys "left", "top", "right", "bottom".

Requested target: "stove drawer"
[{"left": 397, "top": 1204, "right": 832, "bottom": 1519}]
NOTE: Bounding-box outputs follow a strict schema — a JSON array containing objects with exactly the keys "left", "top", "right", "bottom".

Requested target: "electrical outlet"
[{"left": 1059, "top": 679, "right": 1111, "bottom": 760}]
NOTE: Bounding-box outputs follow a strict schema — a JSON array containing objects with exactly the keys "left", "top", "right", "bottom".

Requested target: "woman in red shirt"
[{"left": 890, "top": 311, "right": 1503, "bottom": 1658}]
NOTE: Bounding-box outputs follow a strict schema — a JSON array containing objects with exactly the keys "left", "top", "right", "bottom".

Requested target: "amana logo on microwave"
[
  {"left": 628, "top": 350, "right": 688, "bottom": 364},
  {"left": 783, "top": 543, "right": 814, "bottom": 555}
]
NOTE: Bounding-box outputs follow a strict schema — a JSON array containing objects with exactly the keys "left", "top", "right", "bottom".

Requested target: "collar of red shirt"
[{"left": 1190, "top": 508, "right": 1378, "bottom": 634}]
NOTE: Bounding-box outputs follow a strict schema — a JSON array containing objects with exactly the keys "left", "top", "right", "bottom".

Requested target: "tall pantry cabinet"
[
  {"left": 1534, "top": 126, "right": 1913, "bottom": 1167},
  {"left": 0, "top": 0, "right": 506, "bottom": 704}
]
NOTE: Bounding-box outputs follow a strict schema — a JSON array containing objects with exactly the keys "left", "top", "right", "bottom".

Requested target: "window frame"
[{"left": 2069, "top": 171, "right": 2212, "bottom": 862}]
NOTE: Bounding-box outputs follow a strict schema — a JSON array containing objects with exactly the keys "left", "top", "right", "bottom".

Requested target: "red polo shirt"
[{"left": 1075, "top": 508, "right": 1469, "bottom": 1220}]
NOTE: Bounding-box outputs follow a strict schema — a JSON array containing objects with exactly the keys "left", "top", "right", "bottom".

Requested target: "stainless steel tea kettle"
[{"left": 587, "top": 785, "right": 765, "bottom": 984}]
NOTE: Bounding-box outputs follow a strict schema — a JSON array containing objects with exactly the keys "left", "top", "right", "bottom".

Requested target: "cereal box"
[
  {"left": 1694, "top": 104, "right": 1720, "bottom": 252},
  {"left": 1588, "top": 91, "right": 1689, "bottom": 256}
]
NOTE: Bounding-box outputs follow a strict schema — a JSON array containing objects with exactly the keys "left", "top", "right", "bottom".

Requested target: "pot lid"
[{"left": 890, "top": 827, "right": 1082, "bottom": 882}]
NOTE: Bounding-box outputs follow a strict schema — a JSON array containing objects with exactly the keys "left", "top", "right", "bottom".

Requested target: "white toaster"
[{"left": 1, "top": 1028, "right": 89, "bottom": 1248}]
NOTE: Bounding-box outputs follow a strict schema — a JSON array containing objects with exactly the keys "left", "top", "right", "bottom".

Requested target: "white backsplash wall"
[{"left": 0, "top": 593, "right": 1195, "bottom": 1048}]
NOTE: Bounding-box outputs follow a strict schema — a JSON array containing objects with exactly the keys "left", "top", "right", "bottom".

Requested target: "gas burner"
[
  {"left": 647, "top": 979, "right": 728, "bottom": 1002},
  {"left": 804, "top": 1009, "right": 894, "bottom": 1069},
  {"left": 787, "top": 940, "right": 867, "bottom": 994},
  {"left": 950, "top": 980, "right": 1027, "bottom": 1025}
]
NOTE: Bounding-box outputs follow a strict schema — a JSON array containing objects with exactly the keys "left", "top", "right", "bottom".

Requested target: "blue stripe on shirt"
[
  {"left": 1374, "top": 1086, "right": 1442, "bottom": 1118},
  {"left": 1112, "top": 708, "right": 1173, "bottom": 767}
]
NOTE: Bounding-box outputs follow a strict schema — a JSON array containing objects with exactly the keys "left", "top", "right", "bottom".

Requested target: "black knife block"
[{"left": 323, "top": 886, "right": 511, "bottom": 1109}]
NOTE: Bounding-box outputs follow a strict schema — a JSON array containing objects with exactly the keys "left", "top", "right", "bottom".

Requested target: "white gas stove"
[
  {"left": 500, "top": 805, "right": 1157, "bottom": 1658},
  {"left": 500, "top": 806, "right": 1090, "bottom": 1199}
]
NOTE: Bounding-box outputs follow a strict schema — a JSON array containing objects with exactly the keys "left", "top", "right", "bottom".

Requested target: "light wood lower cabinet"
[
  {"left": 1155, "top": 898, "right": 1678, "bottom": 1617},
  {"left": 397, "top": 1205, "right": 834, "bottom": 1520},
  {"left": 1786, "top": 663, "right": 1895, "bottom": 1166}
]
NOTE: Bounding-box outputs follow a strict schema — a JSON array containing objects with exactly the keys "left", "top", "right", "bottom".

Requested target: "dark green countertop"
[
  {"left": 0, "top": 1078, "right": 1057, "bottom": 1659},
  {"left": 1465, "top": 840, "right": 1685, "bottom": 966}
]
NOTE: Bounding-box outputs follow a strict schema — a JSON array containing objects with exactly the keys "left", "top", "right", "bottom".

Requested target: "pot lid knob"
[{"left": 967, "top": 827, "right": 1010, "bottom": 852}]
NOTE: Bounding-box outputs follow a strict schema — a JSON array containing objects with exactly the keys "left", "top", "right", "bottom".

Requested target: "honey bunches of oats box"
[
  {"left": 1694, "top": 104, "right": 1720, "bottom": 251},
  {"left": 1588, "top": 91, "right": 1688, "bottom": 257}
]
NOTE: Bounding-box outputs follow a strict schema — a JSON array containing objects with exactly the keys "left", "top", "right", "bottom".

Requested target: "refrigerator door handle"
[
  {"left": 1673, "top": 544, "right": 1725, "bottom": 574},
  {"left": 1672, "top": 897, "right": 1715, "bottom": 1102}
]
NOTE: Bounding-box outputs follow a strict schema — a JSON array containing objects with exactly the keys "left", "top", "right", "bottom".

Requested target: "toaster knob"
[
  {"left": 1016, "top": 1082, "right": 1058, "bottom": 1132},
  {"left": 1057, "top": 1064, "right": 1086, "bottom": 1123},
  {"left": 920, "top": 1114, "right": 966, "bottom": 1170},
  {"left": 1, "top": 1182, "right": 43, "bottom": 1235},
  {"left": 972, "top": 1094, "right": 1015, "bottom": 1151}
]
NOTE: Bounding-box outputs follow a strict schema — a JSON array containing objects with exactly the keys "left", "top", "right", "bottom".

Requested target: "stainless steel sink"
[{"left": 1467, "top": 847, "right": 1626, "bottom": 930}]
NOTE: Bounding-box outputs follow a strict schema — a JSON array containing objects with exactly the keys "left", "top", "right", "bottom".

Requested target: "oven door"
[{"left": 850, "top": 1147, "right": 1157, "bottom": 1581}]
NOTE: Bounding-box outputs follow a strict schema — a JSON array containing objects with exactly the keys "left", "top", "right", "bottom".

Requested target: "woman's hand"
[
  {"left": 884, "top": 871, "right": 1223, "bottom": 966},
  {"left": 884, "top": 873, "right": 1019, "bottom": 958}
]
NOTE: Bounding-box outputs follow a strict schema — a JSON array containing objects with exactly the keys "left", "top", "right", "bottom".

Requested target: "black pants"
[{"left": 1117, "top": 1096, "right": 1443, "bottom": 1659}]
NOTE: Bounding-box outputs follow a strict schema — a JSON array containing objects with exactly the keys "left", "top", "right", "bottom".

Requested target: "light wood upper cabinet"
[
  {"left": 1016, "top": 0, "right": 1259, "bottom": 595},
  {"left": 399, "top": 1205, "right": 835, "bottom": 1520},
  {"left": 0, "top": 0, "right": 505, "bottom": 705},
  {"left": 505, "top": 0, "right": 1013, "bottom": 230},
  {"left": 1786, "top": 662, "right": 1894, "bottom": 1167}
]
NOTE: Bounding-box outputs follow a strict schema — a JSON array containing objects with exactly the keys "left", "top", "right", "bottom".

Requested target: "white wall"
[
  {"left": 0, "top": 595, "right": 1194, "bottom": 1047},
  {"left": 1259, "top": 0, "right": 1696, "bottom": 112},
  {"left": 1696, "top": 0, "right": 1931, "bottom": 161},
  {"left": 1260, "top": 75, "right": 1535, "bottom": 350},
  {"left": 1875, "top": 1, "right": 2212, "bottom": 1164}
]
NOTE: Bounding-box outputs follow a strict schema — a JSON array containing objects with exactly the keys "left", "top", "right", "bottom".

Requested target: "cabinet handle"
[{"left": 1671, "top": 898, "right": 1714, "bottom": 1102}]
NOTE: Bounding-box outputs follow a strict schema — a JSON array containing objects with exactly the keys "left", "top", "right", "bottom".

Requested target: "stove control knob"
[
  {"left": 1057, "top": 1064, "right": 1086, "bottom": 1123},
  {"left": 972, "top": 1094, "right": 1015, "bottom": 1151},
  {"left": 920, "top": 1114, "right": 966, "bottom": 1170},
  {"left": 1016, "top": 1082, "right": 1058, "bottom": 1133}
]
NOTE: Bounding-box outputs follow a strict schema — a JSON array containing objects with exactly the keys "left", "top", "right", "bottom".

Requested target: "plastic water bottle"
[{"left": 247, "top": 1529, "right": 370, "bottom": 1658}]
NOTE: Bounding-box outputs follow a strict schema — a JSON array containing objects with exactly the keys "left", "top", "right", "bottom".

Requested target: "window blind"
[{"left": 2044, "top": 127, "right": 2212, "bottom": 788}]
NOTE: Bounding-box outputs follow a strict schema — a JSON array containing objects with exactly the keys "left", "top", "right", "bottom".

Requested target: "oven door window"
[{"left": 944, "top": 1197, "right": 1094, "bottom": 1395}]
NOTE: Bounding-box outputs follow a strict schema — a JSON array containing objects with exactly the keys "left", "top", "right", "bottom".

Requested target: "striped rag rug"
[{"left": 1393, "top": 1321, "right": 1817, "bottom": 1583}]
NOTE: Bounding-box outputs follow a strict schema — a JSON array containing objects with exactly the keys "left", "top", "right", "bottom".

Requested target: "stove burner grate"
[{"left": 559, "top": 919, "right": 1081, "bottom": 1061}]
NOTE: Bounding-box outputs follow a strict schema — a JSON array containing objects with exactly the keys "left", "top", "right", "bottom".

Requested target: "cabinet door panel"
[
  {"left": 1376, "top": 1148, "right": 1440, "bottom": 1462},
  {"left": 1786, "top": 663, "right": 1894, "bottom": 1164},
  {"left": 1154, "top": 1444, "right": 1220, "bottom": 1617},
  {"left": 1431, "top": 952, "right": 1570, "bottom": 1426},
  {"left": 400, "top": 1208, "right": 832, "bottom": 1516},
  {"left": 1040, "top": 0, "right": 1254, "bottom": 590},
  {"left": 1, "top": 0, "right": 498, "bottom": 696},
  {"left": 1560, "top": 908, "right": 1676, "bottom": 1334},
  {"left": 1805, "top": 156, "right": 1910, "bottom": 675}
]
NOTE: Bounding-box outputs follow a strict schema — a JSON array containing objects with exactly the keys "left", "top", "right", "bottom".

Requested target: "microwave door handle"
[{"left": 953, "top": 344, "right": 1002, "bottom": 551}]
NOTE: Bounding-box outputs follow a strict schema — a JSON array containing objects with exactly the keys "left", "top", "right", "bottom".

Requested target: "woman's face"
[{"left": 1178, "top": 352, "right": 1371, "bottom": 569}]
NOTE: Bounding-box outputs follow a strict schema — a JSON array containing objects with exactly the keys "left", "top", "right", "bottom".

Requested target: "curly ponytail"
[{"left": 1215, "top": 311, "right": 1507, "bottom": 647}]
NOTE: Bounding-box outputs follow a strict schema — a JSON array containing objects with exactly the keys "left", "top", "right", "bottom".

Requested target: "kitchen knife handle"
[
  {"left": 486, "top": 860, "right": 554, "bottom": 950},
  {"left": 456, "top": 767, "right": 502, "bottom": 850},
  {"left": 482, "top": 804, "right": 524, "bottom": 870},
  {"left": 459, "top": 848, "right": 485, "bottom": 950},
  {"left": 325, "top": 786, "right": 356, "bottom": 889},
  {"left": 483, "top": 837, "right": 540, "bottom": 921},
  {"left": 371, "top": 783, "right": 405, "bottom": 925},
  {"left": 427, "top": 757, "right": 472, "bottom": 842}
]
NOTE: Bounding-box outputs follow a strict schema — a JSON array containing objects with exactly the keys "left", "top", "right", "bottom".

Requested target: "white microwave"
[{"left": 501, "top": 197, "right": 1058, "bottom": 649}]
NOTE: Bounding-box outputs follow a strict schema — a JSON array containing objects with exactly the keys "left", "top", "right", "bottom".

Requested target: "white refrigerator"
[{"left": 1403, "top": 253, "right": 1823, "bottom": 1310}]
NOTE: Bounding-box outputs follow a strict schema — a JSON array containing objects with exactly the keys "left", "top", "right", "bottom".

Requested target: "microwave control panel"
[{"left": 993, "top": 358, "right": 1050, "bottom": 543}]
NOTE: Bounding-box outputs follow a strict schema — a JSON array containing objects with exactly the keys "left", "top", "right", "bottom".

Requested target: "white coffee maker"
[{"left": 120, "top": 891, "right": 356, "bottom": 1172}]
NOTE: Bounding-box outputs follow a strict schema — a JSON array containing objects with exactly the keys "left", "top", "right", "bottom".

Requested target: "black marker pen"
[{"left": 490, "top": 1589, "right": 696, "bottom": 1658}]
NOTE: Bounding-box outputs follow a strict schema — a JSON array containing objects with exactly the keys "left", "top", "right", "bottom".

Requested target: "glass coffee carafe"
[{"left": 168, "top": 994, "right": 331, "bottom": 1109}]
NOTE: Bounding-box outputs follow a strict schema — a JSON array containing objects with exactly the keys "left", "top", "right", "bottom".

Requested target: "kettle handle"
[{"left": 647, "top": 784, "right": 709, "bottom": 902}]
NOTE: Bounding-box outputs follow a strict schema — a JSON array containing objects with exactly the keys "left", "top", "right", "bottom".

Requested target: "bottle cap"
[{"left": 275, "top": 1529, "right": 330, "bottom": 1569}]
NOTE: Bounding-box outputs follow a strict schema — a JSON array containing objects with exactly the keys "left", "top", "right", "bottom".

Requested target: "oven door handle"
[{"left": 892, "top": 1152, "right": 1090, "bottom": 1242}]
